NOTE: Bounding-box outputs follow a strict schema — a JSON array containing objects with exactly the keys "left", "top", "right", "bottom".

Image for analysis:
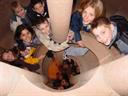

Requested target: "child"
[
  {"left": 0, "top": 47, "right": 41, "bottom": 72},
  {"left": 27, "top": 0, "right": 49, "bottom": 25},
  {"left": 91, "top": 16, "right": 128, "bottom": 54},
  {"left": 69, "top": 0, "right": 104, "bottom": 47},
  {"left": 46, "top": 50, "right": 60, "bottom": 80},
  {"left": 0, "top": 47, "right": 24, "bottom": 68},
  {"left": 14, "top": 24, "right": 44, "bottom": 65},
  {"left": 10, "top": 1, "right": 31, "bottom": 33},
  {"left": 15, "top": 24, "right": 41, "bottom": 47},
  {"left": 35, "top": 17, "right": 89, "bottom": 56},
  {"left": 34, "top": 17, "right": 69, "bottom": 51}
]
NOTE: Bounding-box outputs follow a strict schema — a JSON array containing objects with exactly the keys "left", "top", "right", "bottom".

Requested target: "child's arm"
[
  {"left": 21, "top": 48, "right": 45, "bottom": 64},
  {"left": 70, "top": 12, "right": 85, "bottom": 47},
  {"left": 70, "top": 12, "right": 82, "bottom": 42},
  {"left": 35, "top": 29, "right": 69, "bottom": 51},
  {"left": 24, "top": 54, "right": 45, "bottom": 64},
  {"left": 24, "top": 56, "right": 40, "bottom": 64}
]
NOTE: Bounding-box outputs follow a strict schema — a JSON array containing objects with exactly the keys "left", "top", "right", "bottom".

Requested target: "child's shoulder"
[
  {"left": 72, "top": 11, "right": 80, "bottom": 16},
  {"left": 72, "top": 11, "right": 82, "bottom": 19}
]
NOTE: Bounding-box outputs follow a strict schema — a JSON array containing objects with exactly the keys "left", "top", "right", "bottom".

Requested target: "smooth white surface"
[{"left": 47, "top": 0, "right": 73, "bottom": 42}]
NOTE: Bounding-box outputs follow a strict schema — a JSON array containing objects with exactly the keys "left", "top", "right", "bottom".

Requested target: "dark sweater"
[{"left": 70, "top": 11, "right": 91, "bottom": 42}]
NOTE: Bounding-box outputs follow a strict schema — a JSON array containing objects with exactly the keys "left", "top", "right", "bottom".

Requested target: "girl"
[
  {"left": 27, "top": 0, "right": 49, "bottom": 25},
  {"left": 10, "top": 1, "right": 31, "bottom": 33},
  {"left": 14, "top": 24, "right": 44, "bottom": 69},
  {"left": 69, "top": 0, "right": 104, "bottom": 47},
  {"left": 34, "top": 17, "right": 69, "bottom": 51}
]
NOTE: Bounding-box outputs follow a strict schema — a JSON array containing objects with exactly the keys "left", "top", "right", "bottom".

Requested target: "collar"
[{"left": 108, "top": 22, "right": 118, "bottom": 48}]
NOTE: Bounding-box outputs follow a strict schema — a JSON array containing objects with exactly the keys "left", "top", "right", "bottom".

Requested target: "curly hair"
[{"left": 14, "top": 24, "right": 35, "bottom": 41}]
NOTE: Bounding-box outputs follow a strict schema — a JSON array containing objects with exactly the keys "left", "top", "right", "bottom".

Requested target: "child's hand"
[
  {"left": 20, "top": 49, "right": 30, "bottom": 57},
  {"left": 66, "top": 31, "right": 74, "bottom": 41},
  {"left": 77, "top": 40, "right": 85, "bottom": 47}
]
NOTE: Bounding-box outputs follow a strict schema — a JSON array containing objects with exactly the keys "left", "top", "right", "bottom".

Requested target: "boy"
[
  {"left": 35, "top": 17, "right": 88, "bottom": 55},
  {"left": 91, "top": 16, "right": 128, "bottom": 54},
  {"left": 27, "top": 0, "right": 49, "bottom": 25},
  {"left": 10, "top": 1, "right": 31, "bottom": 33},
  {"left": 34, "top": 17, "right": 69, "bottom": 51}
]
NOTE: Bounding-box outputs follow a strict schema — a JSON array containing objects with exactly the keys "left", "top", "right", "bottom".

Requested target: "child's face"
[
  {"left": 38, "top": 21, "right": 50, "bottom": 34},
  {"left": 14, "top": 5, "right": 26, "bottom": 18},
  {"left": 82, "top": 6, "right": 95, "bottom": 24},
  {"left": 20, "top": 29, "right": 32, "bottom": 43},
  {"left": 2, "top": 51, "right": 15, "bottom": 62},
  {"left": 92, "top": 25, "right": 113, "bottom": 45},
  {"left": 33, "top": 2, "right": 44, "bottom": 14}
]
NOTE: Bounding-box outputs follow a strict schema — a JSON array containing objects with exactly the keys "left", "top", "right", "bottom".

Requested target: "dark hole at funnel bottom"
[{"left": 42, "top": 50, "right": 81, "bottom": 90}]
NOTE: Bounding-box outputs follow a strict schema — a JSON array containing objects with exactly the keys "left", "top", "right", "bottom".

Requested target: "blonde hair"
[
  {"left": 74, "top": 0, "right": 105, "bottom": 18},
  {"left": 91, "top": 17, "right": 111, "bottom": 31}
]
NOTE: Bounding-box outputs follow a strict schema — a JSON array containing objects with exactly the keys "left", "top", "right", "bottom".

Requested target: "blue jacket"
[{"left": 70, "top": 11, "right": 91, "bottom": 42}]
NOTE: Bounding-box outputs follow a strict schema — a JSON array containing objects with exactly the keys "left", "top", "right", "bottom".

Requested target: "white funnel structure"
[
  {"left": 1, "top": 1, "right": 128, "bottom": 96},
  {"left": 1, "top": 55, "right": 128, "bottom": 96},
  {"left": 47, "top": 0, "right": 73, "bottom": 43}
]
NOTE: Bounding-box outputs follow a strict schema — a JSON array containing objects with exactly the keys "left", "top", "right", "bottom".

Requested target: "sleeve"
[
  {"left": 24, "top": 56, "right": 40, "bottom": 64},
  {"left": 70, "top": 12, "right": 82, "bottom": 42},
  {"left": 35, "top": 29, "right": 69, "bottom": 51},
  {"left": 26, "top": 6, "right": 37, "bottom": 25}
]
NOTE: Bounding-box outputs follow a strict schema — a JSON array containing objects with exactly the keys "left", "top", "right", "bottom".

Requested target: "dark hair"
[
  {"left": 35, "top": 17, "right": 48, "bottom": 27},
  {"left": 16, "top": 40, "right": 26, "bottom": 51},
  {"left": 14, "top": 24, "right": 35, "bottom": 51},
  {"left": 30, "top": 0, "right": 45, "bottom": 8},
  {"left": 14, "top": 24, "right": 35, "bottom": 41},
  {"left": 91, "top": 17, "right": 111, "bottom": 30}
]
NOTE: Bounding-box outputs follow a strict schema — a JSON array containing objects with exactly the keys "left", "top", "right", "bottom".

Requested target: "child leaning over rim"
[
  {"left": 27, "top": 0, "right": 49, "bottom": 25},
  {"left": 91, "top": 16, "right": 128, "bottom": 54},
  {"left": 34, "top": 17, "right": 89, "bottom": 56},
  {"left": 68, "top": 0, "right": 104, "bottom": 47},
  {"left": 34, "top": 17, "right": 69, "bottom": 51},
  {"left": 10, "top": 0, "right": 31, "bottom": 33},
  {"left": 14, "top": 24, "right": 45, "bottom": 68}
]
